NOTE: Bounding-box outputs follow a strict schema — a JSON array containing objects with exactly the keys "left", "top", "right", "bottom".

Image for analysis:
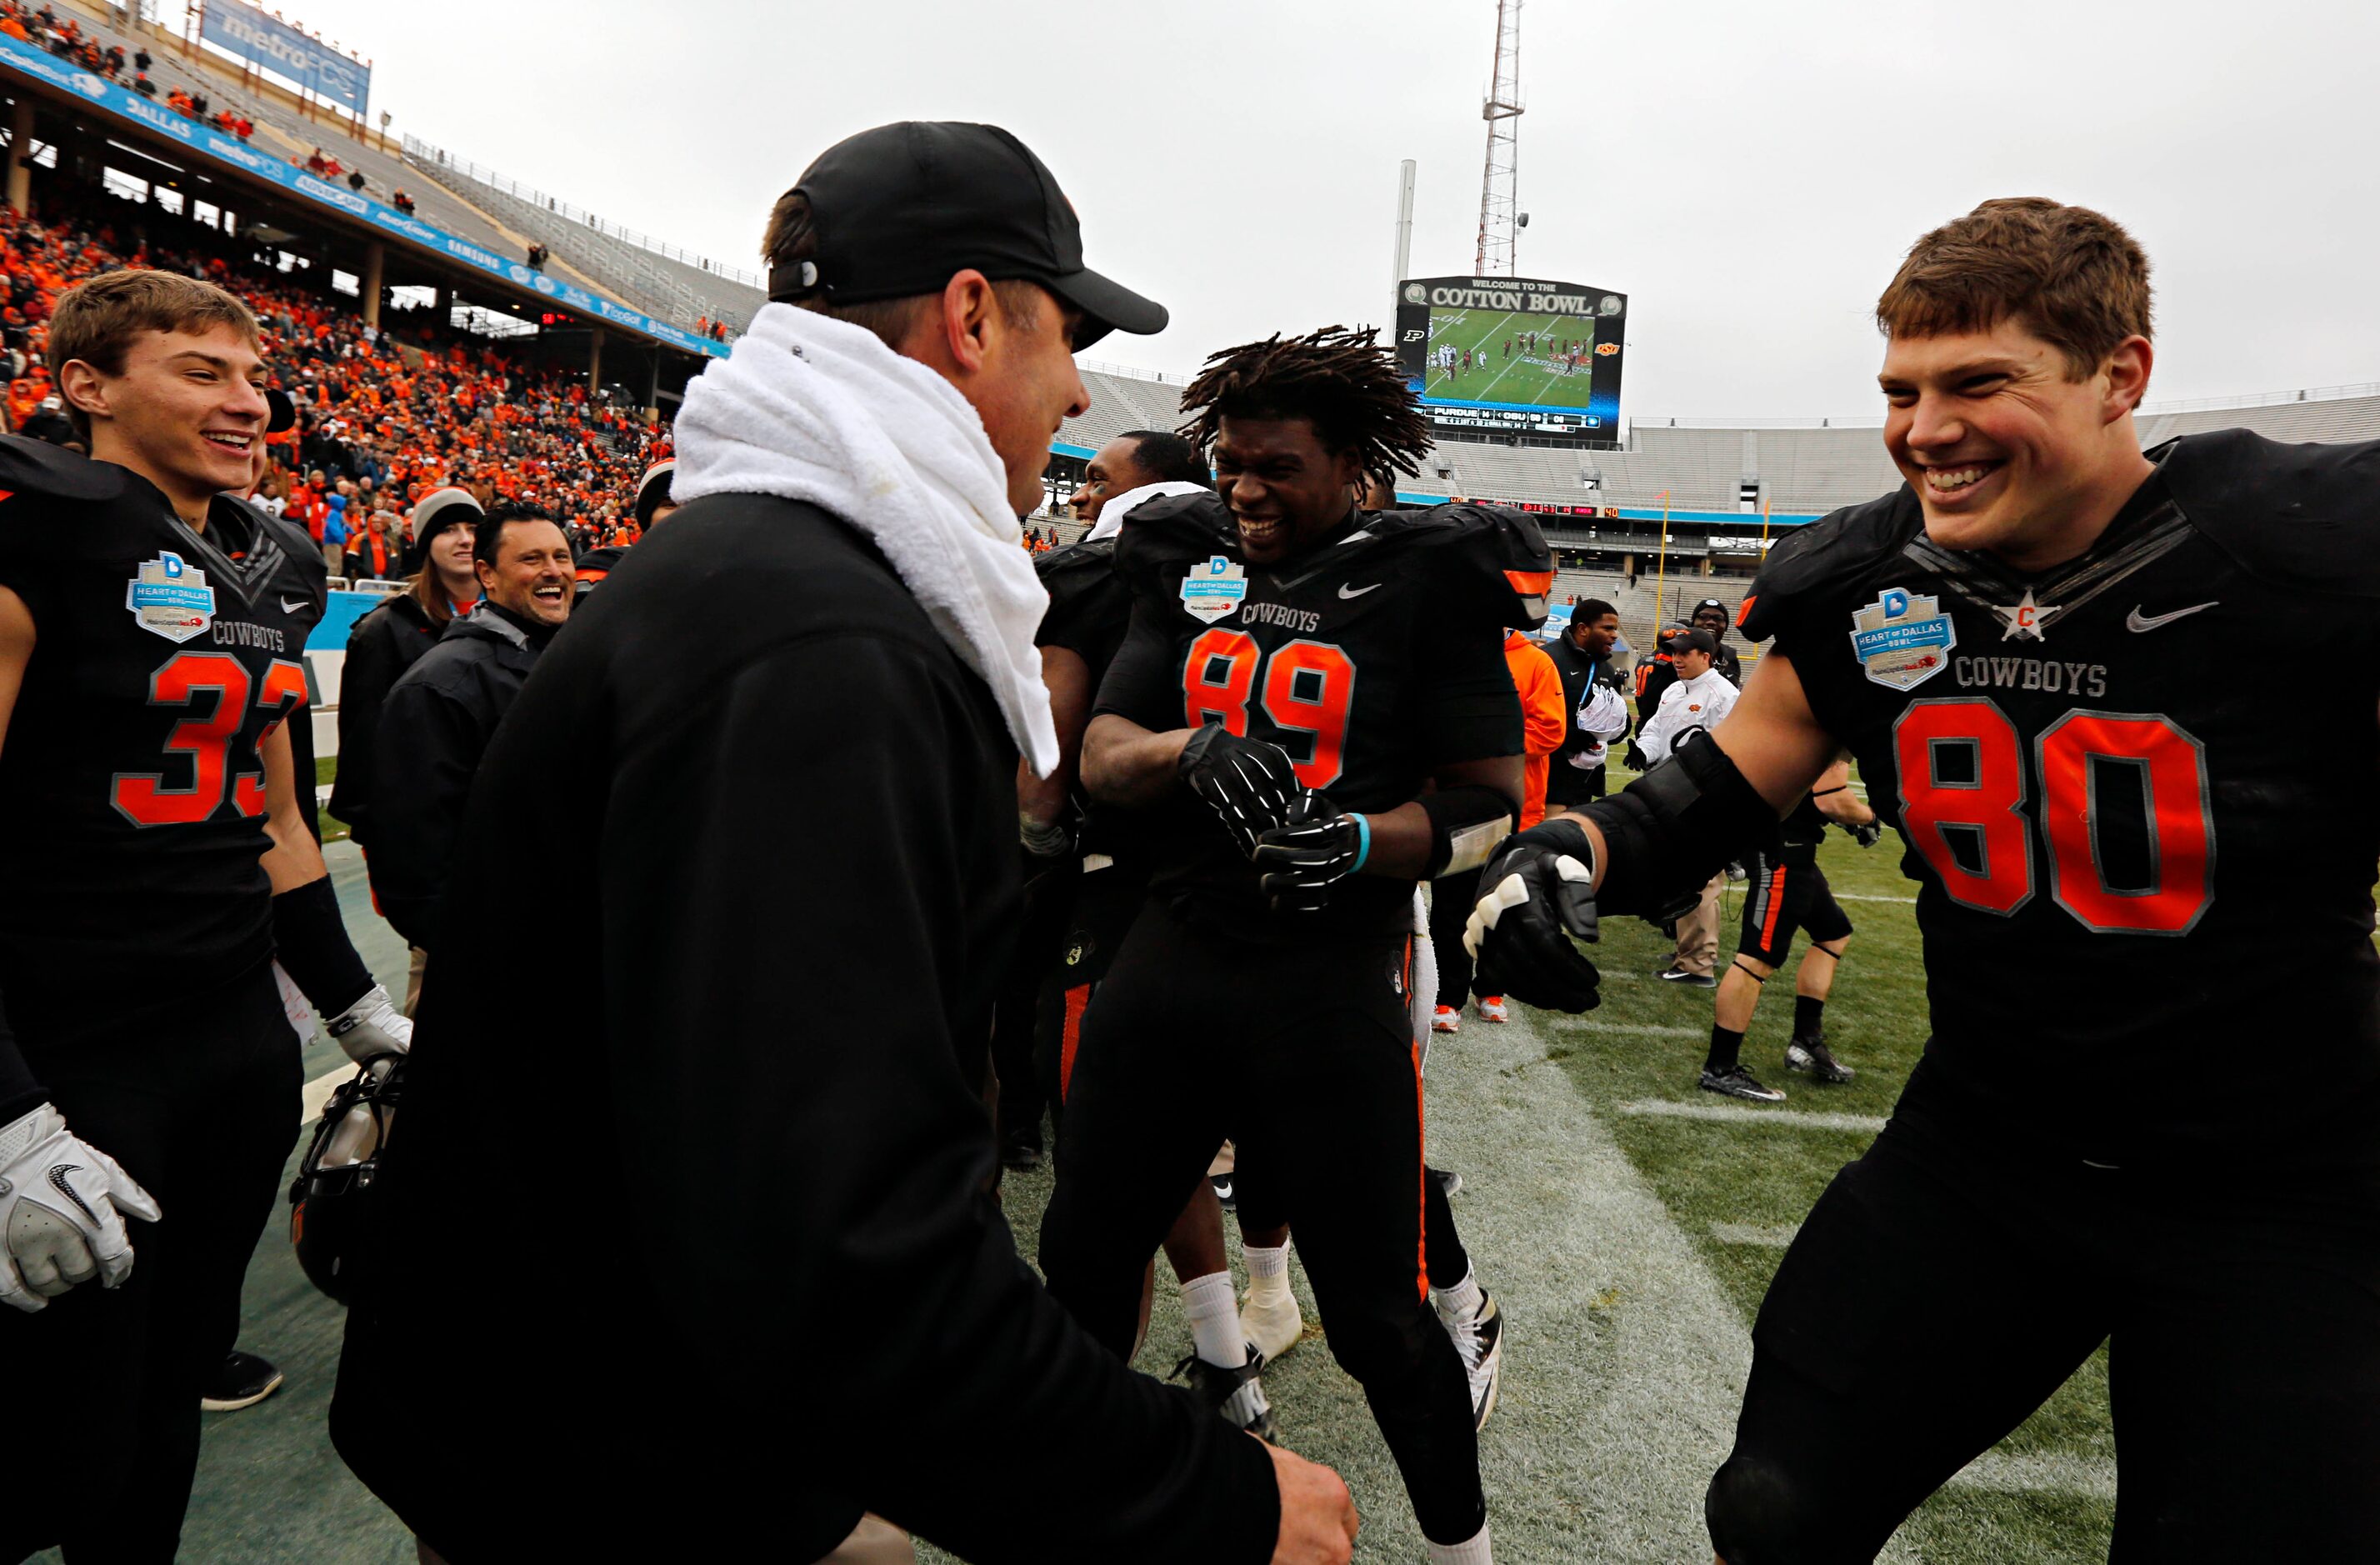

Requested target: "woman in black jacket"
[{"left": 329, "top": 488, "right": 482, "bottom": 848}]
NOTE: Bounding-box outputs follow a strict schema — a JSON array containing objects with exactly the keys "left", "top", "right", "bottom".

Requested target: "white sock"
[
  {"left": 1424, "top": 1519, "right": 1492, "bottom": 1564},
  {"left": 1432, "top": 1265, "right": 1482, "bottom": 1323},
  {"left": 1180, "top": 1271, "right": 1245, "bottom": 1367},
  {"left": 1243, "top": 1242, "right": 1290, "bottom": 1286}
]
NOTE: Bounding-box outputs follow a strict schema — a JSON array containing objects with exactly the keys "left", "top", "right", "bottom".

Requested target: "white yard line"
[
  {"left": 1615, "top": 1098, "right": 1889, "bottom": 1135},
  {"left": 1837, "top": 893, "right": 1918, "bottom": 904},
  {"left": 1587, "top": 1022, "right": 1706, "bottom": 1039},
  {"left": 1949, "top": 1450, "right": 2118, "bottom": 1502},
  {"left": 1710, "top": 1221, "right": 1802, "bottom": 1248}
]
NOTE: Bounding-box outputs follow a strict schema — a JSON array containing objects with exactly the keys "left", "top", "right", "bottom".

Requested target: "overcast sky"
[{"left": 169, "top": 0, "right": 2376, "bottom": 422}]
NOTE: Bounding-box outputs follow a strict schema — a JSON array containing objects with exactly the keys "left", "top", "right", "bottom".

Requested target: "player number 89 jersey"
[{"left": 1098, "top": 493, "right": 1553, "bottom": 942}]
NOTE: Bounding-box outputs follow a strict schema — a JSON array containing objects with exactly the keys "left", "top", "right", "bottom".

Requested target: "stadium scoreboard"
[{"left": 1395, "top": 276, "right": 1626, "bottom": 445}]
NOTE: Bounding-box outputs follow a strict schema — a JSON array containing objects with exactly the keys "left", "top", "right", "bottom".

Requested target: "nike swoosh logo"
[
  {"left": 280, "top": 596, "right": 307, "bottom": 614},
  {"left": 48, "top": 1163, "right": 99, "bottom": 1226},
  {"left": 1337, "top": 582, "right": 1381, "bottom": 599},
  {"left": 2125, "top": 601, "right": 2218, "bottom": 632}
]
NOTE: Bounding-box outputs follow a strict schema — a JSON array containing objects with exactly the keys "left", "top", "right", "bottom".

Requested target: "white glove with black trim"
[
  {"left": 0, "top": 1102, "right": 161, "bottom": 1312},
  {"left": 327, "top": 982, "right": 412, "bottom": 1066}
]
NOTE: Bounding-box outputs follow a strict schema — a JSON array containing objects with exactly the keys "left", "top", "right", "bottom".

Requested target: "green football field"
[
  {"left": 1423, "top": 307, "right": 1602, "bottom": 412},
  {"left": 129, "top": 776, "right": 2127, "bottom": 1564}
]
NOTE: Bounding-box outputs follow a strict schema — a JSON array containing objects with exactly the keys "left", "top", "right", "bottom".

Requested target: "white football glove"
[
  {"left": 0, "top": 1102, "right": 161, "bottom": 1312},
  {"left": 327, "top": 982, "right": 411, "bottom": 1066},
  {"left": 1576, "top": 685, "right": 1632, "bottom": 742}
]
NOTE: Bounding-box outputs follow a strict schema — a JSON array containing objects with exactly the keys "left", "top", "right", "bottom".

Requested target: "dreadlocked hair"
[{"left": 1177, "top": 325, "right": 1434, "bottom": 484}]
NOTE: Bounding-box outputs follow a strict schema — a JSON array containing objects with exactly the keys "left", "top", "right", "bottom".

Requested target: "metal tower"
[{"left": 1473, "top": 0, "right": 1524, "bottom": 275}]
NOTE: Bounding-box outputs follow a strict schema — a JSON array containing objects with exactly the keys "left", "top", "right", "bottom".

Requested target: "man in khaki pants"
[{"left": 1638, "top": 629, "right": 1738, "bottom": 988}]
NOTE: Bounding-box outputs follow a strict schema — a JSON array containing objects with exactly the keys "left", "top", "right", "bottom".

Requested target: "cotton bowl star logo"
[{"left": 1992, "top": 588, "right": 2058, "bottom": 642}]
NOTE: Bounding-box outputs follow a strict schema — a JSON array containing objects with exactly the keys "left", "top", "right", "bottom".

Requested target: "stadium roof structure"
[
  {"left": 0, "top": 0, "right": 728, "bottom": 366},
  {"left": 1060, "top": 365, "right": 2380, "bottom": 528}
]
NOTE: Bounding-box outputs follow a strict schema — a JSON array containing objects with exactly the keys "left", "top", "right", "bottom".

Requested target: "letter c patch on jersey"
[{"left": 1849, "top": 587, "right": 1954, "bottom": 691}]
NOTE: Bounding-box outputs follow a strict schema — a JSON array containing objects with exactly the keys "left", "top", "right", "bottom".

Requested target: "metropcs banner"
[
  {"left": 0, "top": 30, "right": 728, "bottom": 359},
  {"left": 198, "top": 0, "right": 370, "bottom": 115}
]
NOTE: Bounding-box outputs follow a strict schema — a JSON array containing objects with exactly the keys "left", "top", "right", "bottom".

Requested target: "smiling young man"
[
  {"left": 0, "top": 269, "right": 408, "bottom": 1562},
  {"left": 1040, "top": 327, "right": 1556, "bottom": 1565},
  {"left": 1464, "top": 198, "right": 2380, "bottom": 1562}
]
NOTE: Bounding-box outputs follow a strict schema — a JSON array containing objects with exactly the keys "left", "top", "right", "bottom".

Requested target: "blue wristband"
[{"left": 1351, "top": 812, "right": 1372, "bottom": 872}]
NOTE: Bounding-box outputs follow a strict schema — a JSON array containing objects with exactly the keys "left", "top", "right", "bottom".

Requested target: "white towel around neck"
[{"left": 671, "top": 302, "right": 1058, "bottom": 776}]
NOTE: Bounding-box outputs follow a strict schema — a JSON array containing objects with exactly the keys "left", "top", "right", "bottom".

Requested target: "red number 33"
[{"left": 112, "top": 651, "right": 308, "bottom": 827}]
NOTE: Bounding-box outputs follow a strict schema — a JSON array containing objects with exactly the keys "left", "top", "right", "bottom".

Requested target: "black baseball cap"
[
  {"left": 1664, "top": 628, "right": 1718, "bottom": 657},
  {"left": 769, "top": 121, "right": 1167, "bottom": 352}
]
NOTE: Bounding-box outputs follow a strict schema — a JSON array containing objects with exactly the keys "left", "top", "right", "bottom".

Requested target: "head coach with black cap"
[{"left": 329, "top": 122, "right": 1358, "bottom": 1565}]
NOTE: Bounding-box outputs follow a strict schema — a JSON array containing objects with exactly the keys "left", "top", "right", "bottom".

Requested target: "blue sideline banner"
[
  {"left": 198, "top": 0, "right": 369, "bottom": 115},
  {"left": 0, "top": 32, "right": 728, "bottom": 358}
]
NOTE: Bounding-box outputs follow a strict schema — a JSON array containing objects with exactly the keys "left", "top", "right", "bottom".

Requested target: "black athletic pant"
[
  {"left": 1040, "top": 899, "right": 1485, "bottom": 1546},
  {"left": 0, "top": 966, "right": 298, "bottom": 1564},
  {"left": 1429, "top": 867, "right": 1482, "bottom": 1010},
  {"left": 1708, "top": 1065, "right": 2380, "bottom": 1563}
]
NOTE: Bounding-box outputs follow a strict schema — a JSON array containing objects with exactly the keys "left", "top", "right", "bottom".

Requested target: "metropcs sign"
[{"left": 199, "top": 0, "right": 370, "bottom": 113}]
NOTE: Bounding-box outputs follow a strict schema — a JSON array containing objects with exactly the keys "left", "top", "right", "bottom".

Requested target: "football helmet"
[{"left": 288, "top": 1057, "right": 402, "bottom": 1303}]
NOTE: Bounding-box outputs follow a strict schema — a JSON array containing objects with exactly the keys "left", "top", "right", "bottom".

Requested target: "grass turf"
[{"left": 1422, "top": 308, "right": 1602, "bottom": 412}]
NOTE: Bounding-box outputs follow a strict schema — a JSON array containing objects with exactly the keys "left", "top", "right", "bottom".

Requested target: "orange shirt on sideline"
[{"left": 1502, "top": 630, "right": 1568, "bottom": 830}]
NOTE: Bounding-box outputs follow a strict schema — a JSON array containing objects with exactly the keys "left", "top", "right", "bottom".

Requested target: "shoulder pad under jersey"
[
  {"left": 2158, "top": 429, "right": 2380, "bottom": 598},
  {"left": 1738, "top": 485, "right": 1921, "bottom": 643},
  {"left": 1357, "top": 501, "right": 1558, "bottom": 631},
  {"left": 1036, "top": 535, "right": 1118, "bottom": 610},
  {"left": 250, "top": 503, "right": 328, "bottom": 597},
  {"left": 0, "top": 434, "right": 132, "bottom": 502},
  {"left": 1111, "top": 490, "right": 1234, "bottom": 597}
]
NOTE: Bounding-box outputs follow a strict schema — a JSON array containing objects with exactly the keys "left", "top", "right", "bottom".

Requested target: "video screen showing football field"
[{"left": 1422, "top": 307, "right": 1602, "bottom": 410}]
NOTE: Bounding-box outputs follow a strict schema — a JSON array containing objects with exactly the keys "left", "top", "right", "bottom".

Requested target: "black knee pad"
[{"left": 1706, "top": 1455, "right": 1824, "bottom": 1565}]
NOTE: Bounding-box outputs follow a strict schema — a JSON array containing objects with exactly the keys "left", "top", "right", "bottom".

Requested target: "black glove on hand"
[
  {"left": 1179, "top": 725, "right": 1302, "bottom": 858},
  {"left": 1624, "top": 742, "right": 1649, "bottom": 772},
  {"left": 1852, "top": 820, "right": 1883, "bottom": 848},
  {"left": 1462, "top": 818, "right": 1603, "bottom": 1012},
  {"left": 1252, "top": 792, "right": 1364, "bottom": 914}
]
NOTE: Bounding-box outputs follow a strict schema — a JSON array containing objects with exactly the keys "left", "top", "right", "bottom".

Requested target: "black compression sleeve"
[
  {"left": 1582, "top": 728, "right": 1780, "bottom": 916},
  {"left": 272, "top": 874, "right": 375, "bottom": 1017},
  {"left": 0, "top": 990, "right": 43, "bottom": 1124}
]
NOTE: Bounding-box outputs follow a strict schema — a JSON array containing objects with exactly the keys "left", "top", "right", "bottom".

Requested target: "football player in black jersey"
[
  {"left": 1468, "top": 198, "right": 2380, "bottom": 1562},
  {"left": 1041, "top": 328, "right": 1554, "bottom": 1565},
  {"left": 0, "top": 270, "right": 408, "bottom": 1561},
  {"left": 1702, "top": 757, "right": 1882, "bottom": 1102}
]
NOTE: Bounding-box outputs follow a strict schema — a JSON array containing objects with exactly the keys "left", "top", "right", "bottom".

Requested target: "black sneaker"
[
  {"left": 1785, "top": 1037, "right": 1855, "bottom": 1083},
  {"left": 1699, "top": 1064, "right": 1788, "bottom": 1102},
  {"left": 1209, "top": 1172, "right": 1237, "bottom": 1210},
  {"left": 202, "top": 1350, "right": 284, "bottom": 1412},
  {"left": 1657, "top": 968, "right": 1718, "bottom": 989},
  {"left": 1172, "top": 1345, "right": 1278, "bottom": 1442},
  {"left": 1429, "top": 1165, "right": 1463, "bottom": 1198},
  {"left": 1000, "top": 1138, "right": 1044, "bottom": 1173}
]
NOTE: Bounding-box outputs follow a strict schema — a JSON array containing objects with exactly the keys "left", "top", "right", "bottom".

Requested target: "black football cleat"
[
  {"left": 1209, "top": 1172, "right": 1237, "bottom": 1210},
  {"left": 1429, "top": 1165, "right": 1464, "bottom": 1198},
  {"left": 1700, "top": 1064, "right": 1787, "bottom": 1103},
  {"left": 999, "top": 1138, "right": 1044, "bottom": 1173},
  {"left": 202, "top": 1350, "right": 285, "bottom": 1412},
  {"left": 1785, "top": 1037, "right": 1855, "bottom": 1083},
  {"left": 1173, "top": 1345, "right": 1278, "bottom": 1442}
]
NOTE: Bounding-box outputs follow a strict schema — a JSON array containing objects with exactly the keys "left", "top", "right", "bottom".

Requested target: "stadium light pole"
[
  {"left": 1473, "top": 0, "right": 1523, "bottom": 276},
  {"left": 1392, "top": 159, "right": 1416, "bottom": 297},
  {"left": 1653, "top": 489, "right": 1672, "bottom": 638}
]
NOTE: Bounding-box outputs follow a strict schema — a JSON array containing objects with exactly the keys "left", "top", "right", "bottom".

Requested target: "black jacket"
[
  {"left": 1542, "top": 632, "right": 1627, "bottom": 807},
  {"left": 365, "top": 603, "right": 553, "bottom": 952},
  {"left": 331, "top": 590, "right": 446, "bottom": 847},
  {"left": 330, "top": 495, "right": 1279, "bottom": 1563}
]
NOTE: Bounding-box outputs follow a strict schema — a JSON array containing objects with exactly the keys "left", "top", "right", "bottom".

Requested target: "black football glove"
[
  {"left": 1623, "top": 742, "right": 1649, "bottom": 772},
  {"left": 1851, "top": 820, "right": 1883, "bottom": 848},
  {"left": 1179, "top": 725, "right": 1302, "bottom": 858},
  {"left": 1462, "top": 817, "right": 1602, "bottom": 1012},
  {"left": 1252, "top": 792, "right": 1363, "bottom": 913}
]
